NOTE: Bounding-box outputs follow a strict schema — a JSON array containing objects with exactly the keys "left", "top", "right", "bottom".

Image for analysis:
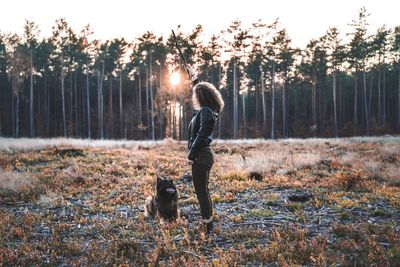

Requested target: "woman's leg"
[
  {"left": 206, "top": 169, "right": 213, "bottom": 217},
  {"left": 192, "top": 162, "right": 212, "bottom": 220}
]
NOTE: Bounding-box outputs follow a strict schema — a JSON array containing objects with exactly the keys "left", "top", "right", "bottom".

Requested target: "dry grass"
[
  {"left": 0, "top": 137, "right": 399, "bottom": 265},
  {"left": 0, "top": 171, "right": 38, "bottom": 202}
]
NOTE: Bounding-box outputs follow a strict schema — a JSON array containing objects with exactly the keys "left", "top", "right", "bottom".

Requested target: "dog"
[{"left": 144, "top": 177, "right": 179, "bottom": 221}]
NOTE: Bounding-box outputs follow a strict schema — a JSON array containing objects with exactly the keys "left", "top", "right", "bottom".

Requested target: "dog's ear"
[{"left": 156, "top": 177, "right": 162, "bottom": 188}]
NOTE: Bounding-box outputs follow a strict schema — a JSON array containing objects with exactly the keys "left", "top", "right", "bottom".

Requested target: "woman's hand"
[{"left": 188, "top": 154, "right": 196, "bottom": 165}]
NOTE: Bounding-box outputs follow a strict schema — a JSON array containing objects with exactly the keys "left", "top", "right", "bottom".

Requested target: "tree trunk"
[
  {"left": 169, "top": 93, "right": 173, "bottom": 138},
  {"left": 318, "top": 79, "right": 322, "bottom": 134},
  {"left": 363, "top": 71, "right": 369, "bottom": 135},
  {"left": 378, "top": 69, "right": 381, "bottom": 126},
  {"left": 138, "top": 72, "right": 142, "bottom": 136},
  {"left": 146, "top": 66, "right": 150, "bottom": 139},
  {"left": 101, "top": 70, "right": 104, "bottom": 139},
  {"left": 338, "top": 76, "right": 343, "bottom": 130},
  {"left": 242, "top": 90, "right": 247, "bottom": 139},
  {"left": 172, "top": 90, "right": 176, "bottom": 139},
  {"left": 37, "top": 76, "right": 40, "bottom": 136},
  {"left": 0, "top": 83, "right": 6, "bottom": 136},
  {"left": 159, "top": 64, "right": 163, "bottom": 140},
  {"left": 312, "top": 78, "right": 317, "bottom": 137},
  {"left": 150, "top": 55, "right": 155, "bottom": 140},
  {"left": 29, "top": 52, "right": 34, "bottom": 137},
  {"left": 218, "top": 64, "right": 222, "bottom": 139},
  {"left": 179, "top": 94, "right": 183, "bottom": 140},
  {"left": 97, "top": 71, "right": 101, "bottom": 139},
  {"left": 233, "top": 61, "right": 238, "bottom": 139},
  {"left": 124, "top": 114, "right": 127, "bottom": 139},
  {"left": 255, "top": 78, "right": 259, "bottom": 130},
  {"left": 0, "top": 83, "right": 2, "bottom": 136},
  {"left": 119, "top": 73, "right": 123, "bottom": 139},
  {"left": 333, "top": 71, "right": 338, "bottom": 137},
  {"left": 261, "top": 69, "right": 267, "bottom": 137},
  {"left": 86, "top": 73, "right": 91, "bottom": 139},
  {"left": 98, "top": 63, "right": 104, "bottom": 139},
  {"left": 109, "top": 77, "right": 113, "bottom": 139},
  {"left": 383, "top": 68, "right": 386, "bottom": 125},
  {"left": 282, "top": 81, "right": 287, "bottom": 138},
  {"left": 271, "top": 62, "right": 275, "bottom": 140},
  {"left": 74, "top": 72, "right": 79, "bottom": 137},
  {"left": 44, "top": 72, "right": 49, "bottom": 137},
  {"left": 69, "top": 72, "right": 73, "bottom": 136},
  {"left": 353, "top": 72, "right": 358, "bottom": 136},
  {"left": 398, "top": 69, "right": 400, "bottom": 128},
  {"left": 16, "top": 95, "right": 19, "bottom": 137},
  {"left": 339, "top": 74, "right": 342, "bottom": 130},
  {"left": 368, "top": 72, "right": 373, "bottom": 126},
  {"left": 61, "top": 67, "right": 67, "bottom": 137},
  {"left": 321, "top": 75, "right": 327, "bottom": 133},
  {"left": 294, "top": 85, "right": 298, "bottom": 131},
  {"left": 11, "top": 91, "right": 15, "bottom": 137}
]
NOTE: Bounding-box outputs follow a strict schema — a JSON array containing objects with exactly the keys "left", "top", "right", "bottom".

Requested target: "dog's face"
[{"left": 156, "top": 177, "right": 177, "bottom": 199}]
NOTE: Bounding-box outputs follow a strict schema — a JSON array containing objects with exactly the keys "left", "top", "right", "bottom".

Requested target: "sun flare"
[{"left": 169, "top": 72, "right": 180, "bottom": 86}]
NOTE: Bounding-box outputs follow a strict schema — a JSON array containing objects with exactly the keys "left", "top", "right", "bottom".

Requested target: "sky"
[{"left": 1, "top": 0, "right": 399, "bottom": 48}]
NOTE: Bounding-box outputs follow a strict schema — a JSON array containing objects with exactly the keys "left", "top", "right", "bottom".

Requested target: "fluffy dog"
[{"left": 144, "top": 177, "right": 179, "bottom": 221}]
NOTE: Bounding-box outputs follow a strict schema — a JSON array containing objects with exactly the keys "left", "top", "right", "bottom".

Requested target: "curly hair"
[{"left": 192, "top": 82, "right": 224, "bottom": 112}]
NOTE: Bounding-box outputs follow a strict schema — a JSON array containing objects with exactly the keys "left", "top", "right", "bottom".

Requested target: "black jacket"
[{"left": 188, "top": 106, "right": 218, "bottom": 161}]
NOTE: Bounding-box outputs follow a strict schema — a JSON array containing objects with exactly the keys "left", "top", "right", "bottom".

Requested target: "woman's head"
[{"left": 192, "top": 82, "right": 224, "bottom": 112}]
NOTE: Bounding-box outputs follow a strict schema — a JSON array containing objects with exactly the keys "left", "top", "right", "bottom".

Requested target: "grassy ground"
[{"left": 0, "top": 138, "right": 399, "bottom": 266}]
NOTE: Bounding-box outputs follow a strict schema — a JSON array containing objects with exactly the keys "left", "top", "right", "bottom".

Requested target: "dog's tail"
[{"left": 144, "top": 196, "right": 155, "bottom": 217}]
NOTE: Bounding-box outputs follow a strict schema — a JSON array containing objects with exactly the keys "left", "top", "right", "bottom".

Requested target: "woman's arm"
[{"left": 188, "top": 107, "right": 214, "bottom": 161}]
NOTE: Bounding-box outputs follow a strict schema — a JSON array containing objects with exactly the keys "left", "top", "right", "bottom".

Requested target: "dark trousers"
[{"left": 191, "top": 147, "right": 214, "bottom": 221}]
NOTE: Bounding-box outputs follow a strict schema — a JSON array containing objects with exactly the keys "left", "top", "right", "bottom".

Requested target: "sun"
[{"left": 170, "top": 72, "right": 180, "bottom": 86}]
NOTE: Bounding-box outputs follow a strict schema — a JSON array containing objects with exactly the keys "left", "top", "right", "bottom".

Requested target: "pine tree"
[
  {"left": 372, "top": 26, "right": 391, "bottom": 127},
  {"left": 274, "top": 29, "right": 295, "bottom": 138},
  {"left": 35, "top": 38, "right": 54, "bottom": 137},
  {"left": 392, "top": 26, "right": 400, "bottom": 128},
  {"left": 76, "top": 25, "right": 94, "bottom": 139},
  {"left": 0, "top": 33, "right": 8, "bottom": 136},
  {"left": 348, "top": 7, "right": 370, "bottom": 135},
  {"left": 326, "top": 27, "right": 345, "bottom": 137},
  {"left": 7, "top": 35, "right": 30, "bottom": 137},
  {"left": 199, "top": 34, "right": 223, "bottom": 137},
  {"left": 225, "top": 20, "right": 250, "bottom": 138},
  {"left": 51, "top": 18, "right": 74, "bottom": 137},
  {"left": 22, "top": 20, "right": 39, "bottom": 138}
]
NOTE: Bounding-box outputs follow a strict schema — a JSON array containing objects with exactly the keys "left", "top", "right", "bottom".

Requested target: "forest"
[
  {"left": 1, "top": 6, "right": 400, "bottom": 266},
  {"left": 0, "top": 7, "right": 399, "bottom": 140}
]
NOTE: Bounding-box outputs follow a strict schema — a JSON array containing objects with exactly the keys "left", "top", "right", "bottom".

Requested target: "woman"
[{"left": 188, "top": 81, "right": 224, "bottom": 234}]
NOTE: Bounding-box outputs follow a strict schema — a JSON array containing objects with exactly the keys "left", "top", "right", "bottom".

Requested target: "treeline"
[{"left": 0, "top": 7, "right": 399, "bottom": 140}]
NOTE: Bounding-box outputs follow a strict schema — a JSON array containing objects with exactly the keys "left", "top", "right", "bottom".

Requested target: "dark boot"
[
  {"left": 206, "top": 222, "right": 213, "bottom": 235},
  {"left": 202, "top": 218, "right": 213, "bottom": 235}
]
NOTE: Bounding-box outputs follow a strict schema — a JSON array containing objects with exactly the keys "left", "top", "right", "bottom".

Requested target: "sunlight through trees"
[{"left": 0, "top": 8, "right": 399, "bottom": 139}]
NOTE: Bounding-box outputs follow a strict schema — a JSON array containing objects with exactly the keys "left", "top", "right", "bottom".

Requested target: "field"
[{"left": 0, "top": 137, "right": 400, "bottom": 266}]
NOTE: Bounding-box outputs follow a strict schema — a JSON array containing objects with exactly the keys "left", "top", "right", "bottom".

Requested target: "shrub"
[
  {"left": 0, "top": 171, "right": 39, "bottom": 202},
  {"left": 335, "top": 170, "right": 365, "bottom": 190}
]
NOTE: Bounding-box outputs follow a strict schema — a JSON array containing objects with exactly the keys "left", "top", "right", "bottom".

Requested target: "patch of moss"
[
  {"left": 245, "top": 208, "right": 275, "bottom": 218},
  {"left": 286, "top": 202, "right": 304, "bottom": 212}
]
